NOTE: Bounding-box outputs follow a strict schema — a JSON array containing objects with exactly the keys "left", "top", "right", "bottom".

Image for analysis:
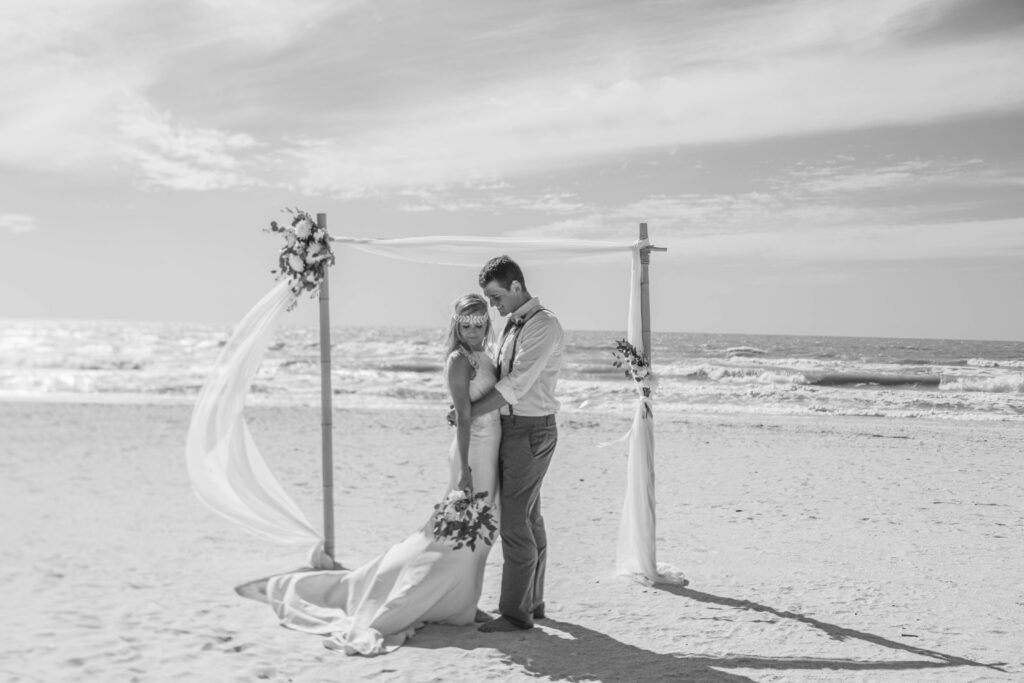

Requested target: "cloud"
[
  {"left": 284, "top": 0, "right": 1024, "bottom": 192},
  {"left": 396, "top": 186, "right": 586, "bottom": 214},
  {"left": 784, "top": 159, "right": 1024, "bottom": 194},
  {"left": 507, "top": 147, "right": 1024, "bottom": 263},
  {"left": 0, "top": 0, "right": 362, "bottom": 176},
  {"left": 116, "top": 100, "right": 263, "bottom": 190},
  {"left": 890, "top": 0, "right": 1024, "bottom": 45},
  {"left": 2, "top": 0, "right": 1023, "bottom": 194},
  {"left": 194, "top": 0, "right": 365, "bottom": 48},
  {"left": 0, "top": 214, "right": 38, "bottom": 234},
  {"left": 295, "top": 45, "right": 1022, "bottom": 192},
  {"left": 675, "top": 217, "right": 1024, "bottom": 262},
  {"left": 519, "top": 207, "right": 1024, "bottom": 263}
]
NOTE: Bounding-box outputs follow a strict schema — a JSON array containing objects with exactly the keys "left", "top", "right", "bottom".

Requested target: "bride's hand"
[{"left": 458, "top": 467, "right": 473, "bottom": 494}]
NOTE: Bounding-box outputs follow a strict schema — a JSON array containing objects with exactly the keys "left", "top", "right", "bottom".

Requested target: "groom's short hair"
[{"left": 479, "top": 255, "right": 525, "bottom": 290}]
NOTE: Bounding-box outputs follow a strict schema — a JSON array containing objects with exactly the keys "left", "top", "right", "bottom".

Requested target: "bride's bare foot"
[
  {"left": 478, "top": 616, "right": 531, "bottom": 632},
  {"left": 474, "top": 609, "right": 491, "bottom": 623}
]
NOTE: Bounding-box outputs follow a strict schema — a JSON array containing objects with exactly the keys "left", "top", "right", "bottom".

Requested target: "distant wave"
[
  {"left": 677, "top": 364, "right": 808, "bottom": 385},
  {"left": 377, "top": 362, "right": 444, "bottom": 373},
  {"left": 725, "top": 346, "right": 767, "bottom": 359},
  {"left": 808, "top": 373, "right": 941, "bottom": 388},
  {"left": 3, "top": 321, "right": 1022, "bottom": 421},
  {"left": 940, "top": 374, "right": 1024, "bottom": 393},
  {"left": 966, "top": 358, "right": 1024, "bottom": 369},
  {"left": 574, "top": 364, "right": 627, "bottom": 376}
]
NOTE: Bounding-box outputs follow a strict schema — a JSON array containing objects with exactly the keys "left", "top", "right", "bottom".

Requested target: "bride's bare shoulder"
[{"left": 446, "top": 347, "right": 478, "bottom": 377}]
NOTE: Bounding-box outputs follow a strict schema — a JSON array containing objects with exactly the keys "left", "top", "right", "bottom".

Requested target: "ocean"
[{"left": 2, "top": 320, "right": 1023, "bottom": 421}]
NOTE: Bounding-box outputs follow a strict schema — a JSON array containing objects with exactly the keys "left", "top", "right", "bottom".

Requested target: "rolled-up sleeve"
[{"left": 494, "top": 315, "right": 562, "bottom": 406}]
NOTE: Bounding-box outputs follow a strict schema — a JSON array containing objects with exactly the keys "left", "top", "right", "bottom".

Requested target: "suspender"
[{"left": 496, "top": 306, "right": 547, "bottom": 416}]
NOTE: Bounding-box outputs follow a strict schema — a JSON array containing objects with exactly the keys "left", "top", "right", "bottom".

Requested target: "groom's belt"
[{"left": 500, "top": 414, "right": 556, "bottom": 426}]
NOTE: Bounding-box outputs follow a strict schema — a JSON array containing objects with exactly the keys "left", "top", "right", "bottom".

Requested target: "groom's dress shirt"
[{"left": 494, "top": 297, "right": 564, "bottom": 417}]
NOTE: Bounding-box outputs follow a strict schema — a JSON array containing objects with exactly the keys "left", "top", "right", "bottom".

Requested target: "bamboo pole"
[
  {"left": 639, "top": 223, "right": 652, "bottom": 363},
  {"left": 317, "top": 212, "right": 336, "bottom": 564},
  {"left": 638, "top": 222, "right": 668, "bottom": 363}
]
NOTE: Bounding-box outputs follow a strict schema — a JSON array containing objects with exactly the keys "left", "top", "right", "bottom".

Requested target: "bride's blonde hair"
[{"left": 446, "top": 293, "right": 493, "bottom": 356}]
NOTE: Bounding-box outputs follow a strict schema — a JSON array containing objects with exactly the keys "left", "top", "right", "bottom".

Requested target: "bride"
[{"left": 264, "top": 293, "right": 501, "bottom": 655}]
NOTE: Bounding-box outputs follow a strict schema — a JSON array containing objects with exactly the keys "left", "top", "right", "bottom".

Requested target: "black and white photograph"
[{"left": 2, "top": 1, "right": 1023, "bottom": 681}]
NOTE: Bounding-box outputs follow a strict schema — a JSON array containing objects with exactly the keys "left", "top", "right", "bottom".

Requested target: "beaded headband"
[{"left": 453, "top": 312, "right": 489, "bottom": 325}]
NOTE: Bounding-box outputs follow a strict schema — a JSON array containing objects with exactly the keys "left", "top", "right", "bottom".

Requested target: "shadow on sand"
[{"left": 404, "top": 585, "right": 1007, "bottom": 682}]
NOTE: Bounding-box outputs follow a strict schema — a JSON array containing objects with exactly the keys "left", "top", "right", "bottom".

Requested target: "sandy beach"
[{"left": 2, "top": 400, "right": 1022, "bottom": 682}]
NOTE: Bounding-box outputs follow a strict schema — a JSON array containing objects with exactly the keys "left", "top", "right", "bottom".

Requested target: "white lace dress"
[{"left": 265, "top": 350, "right": 500, "bottom": 655}]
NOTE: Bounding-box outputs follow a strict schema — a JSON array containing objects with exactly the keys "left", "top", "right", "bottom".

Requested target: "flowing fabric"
[
  {"left": 333, "top": 235, "right": 628, "bottom": 267},
  {"left": 266, "top": 351, "right": 501, "bottom": 655},
  {"left": 185, "top": 234, "right": 674, "bottom": 581},
  {"left": 616, "top": 247, "right": 657, "bottom": 577},
  {"left": 614, "top": 245, "right": 685, "bottom": 584},
  {"left": 185, "top": 280, "right": 331, "bottom": 568}
]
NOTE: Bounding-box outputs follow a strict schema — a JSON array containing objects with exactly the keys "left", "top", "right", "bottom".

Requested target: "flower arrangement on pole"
[
  {"left": 265, "top": 208, "right": 334, "bottom": 309},
  {"left": 612, "top": 339, "right": 656, "bottom": 417}
]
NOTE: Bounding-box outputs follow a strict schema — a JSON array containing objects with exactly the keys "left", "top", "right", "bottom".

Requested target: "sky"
[{"left": 2, "top": 0, "right": 1023, "bottom": 340}]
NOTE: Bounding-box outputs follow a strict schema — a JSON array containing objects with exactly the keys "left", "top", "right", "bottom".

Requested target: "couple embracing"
[{"left": 265, "top": 255, "right": 565, "bottom": 655}]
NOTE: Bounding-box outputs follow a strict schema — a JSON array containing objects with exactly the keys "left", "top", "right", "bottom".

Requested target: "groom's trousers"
[{"left": 497, "top": 414, "right": 557, "bottom": 628}]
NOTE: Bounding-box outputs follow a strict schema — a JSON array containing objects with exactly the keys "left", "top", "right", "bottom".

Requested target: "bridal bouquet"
[
  {"left": 612, "top": 339, "right": 656, "bottom": 416},
  {"left": 265, "top": 208, "right": 335, "bottom": 309},
  {"left": 431, "top": 489, "right": 497, "bottom": 551}
]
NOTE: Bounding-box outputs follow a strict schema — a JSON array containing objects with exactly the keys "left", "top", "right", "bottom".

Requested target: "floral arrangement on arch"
[
  {"left": 612, "top": 339, "right": 656, "bottom": 416},
  {"left": 265, "top": 208, "right": 335, "bottom": 308},
  {"left": 431, "top": 489, "right": 497, "bottom": 552}
]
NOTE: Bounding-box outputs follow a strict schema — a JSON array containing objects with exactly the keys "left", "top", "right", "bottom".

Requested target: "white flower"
[
  {"left": 295, "top": 217, "right": 313, "bottom": 239},
  {"left": 285, "top": 232, "right": 297, "bottom": 247},
  {"left": 313, "top": 228, "right": 325, "bottom": 242},
  {"left": 305, "top": 271, "right": 316, "bottom": 282},
  {"left": 287, "top": 253, "right": 305, "bottom": 273}
]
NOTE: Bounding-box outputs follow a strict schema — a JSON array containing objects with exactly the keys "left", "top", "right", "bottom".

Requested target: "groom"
[{"left": 470, "top": 255, "right": 564, "bottom": 632}]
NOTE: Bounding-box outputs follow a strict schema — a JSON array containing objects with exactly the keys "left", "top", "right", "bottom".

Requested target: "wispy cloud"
[
  {"left": 6, "top": 0, "right": 1019, "bottom": 194},
  {"left": 0, "top": 213, "right": 38, "bottom": 234},
  {"left": 396, "top": 187, "right": 586, "bottom": 214},
  {"left": 785, "top": 158, "right": 1024, "bottom": 194},
  {"left": 0, "top": 0, "right": 362, "bottom": 176},
  {"left": 507, "top": 148, "right": 1024, "bottom": 261},
  {"left": 285, "top": 0, "right": 1024, "bottom": 192},
  {"left": 890, "top": 0, "right": 1024, "bottom": 45},
  {"left": 674, "top": 217, "right": 1024, "bottom": 262},
  {"left": 194, "top": 0, "right": 365, "bottom": 49},
  {"left": 117, "top": 100, "right": 263, "bottom": 190}
]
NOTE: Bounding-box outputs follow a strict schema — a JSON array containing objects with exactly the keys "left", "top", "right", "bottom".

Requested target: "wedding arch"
[{"left": 185, "top": 215, "right": 682, "bottom": 583}]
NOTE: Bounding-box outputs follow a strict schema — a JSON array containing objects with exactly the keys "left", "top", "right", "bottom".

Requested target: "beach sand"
[{"left": 2, "top": 400, "right": 1021, "bottom": 682}]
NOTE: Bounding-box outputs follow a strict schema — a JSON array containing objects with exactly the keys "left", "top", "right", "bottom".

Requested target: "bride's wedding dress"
[{"left": 265, "top": 350, "right": 501, "bottom": 655}]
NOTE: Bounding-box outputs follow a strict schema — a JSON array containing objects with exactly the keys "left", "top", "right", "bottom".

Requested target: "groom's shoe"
[
  {"left": 478, "top": 616, "right": 532, "bottom": 632},
  {"left": 474, "top": 609, "right": 492, "bottom": 623}
]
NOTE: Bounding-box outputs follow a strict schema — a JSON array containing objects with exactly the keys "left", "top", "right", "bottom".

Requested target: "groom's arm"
[{"left": 469, "top": 388, "right": 508, "bottom": 418}]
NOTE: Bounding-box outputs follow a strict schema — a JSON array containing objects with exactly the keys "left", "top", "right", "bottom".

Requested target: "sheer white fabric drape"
[
  {"left": 616, "top": 246, "right": 658, "bottom": 577},
  {"left": 615, "top": 245, "right": 685, "bottom": 584},
  {"left": 185, "top": 235, "right": 677, "bottom": 582},
  {"left": 185, "top": 280, "right": 332, "bottom": 569}
]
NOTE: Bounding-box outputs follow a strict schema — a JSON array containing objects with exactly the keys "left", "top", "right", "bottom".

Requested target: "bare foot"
[
  {"left": 474, "top": 609, "right": 491, "bottom": 623},
  {"left": 478, "top": 616, "right": 531, "bottom": 632}
]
